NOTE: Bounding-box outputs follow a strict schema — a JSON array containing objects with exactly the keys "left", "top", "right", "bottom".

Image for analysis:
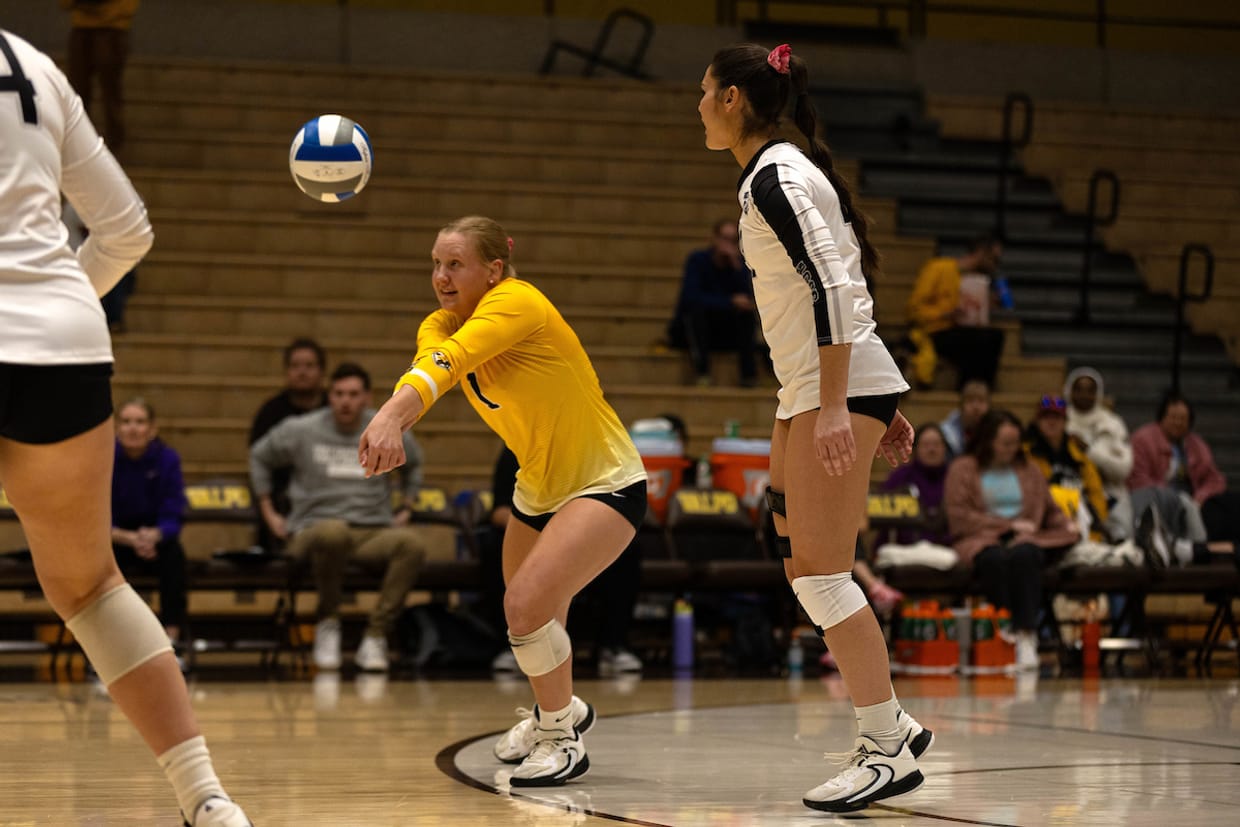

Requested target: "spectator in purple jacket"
[
  {"left": 879, "top": 422, "right": 951, "bottom": 546},
  {"left": 111, "top": 398, "right": 188, "bottom": 643}
]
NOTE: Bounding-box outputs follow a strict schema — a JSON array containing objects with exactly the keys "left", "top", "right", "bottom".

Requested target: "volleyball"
[{"left": 288, "top": 114, "right": 373, "bottom": 202}]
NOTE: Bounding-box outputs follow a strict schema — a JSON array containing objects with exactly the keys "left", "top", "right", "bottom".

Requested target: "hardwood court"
[{"left": 0, "top": 674, "right": 1237, "bottom": 825}]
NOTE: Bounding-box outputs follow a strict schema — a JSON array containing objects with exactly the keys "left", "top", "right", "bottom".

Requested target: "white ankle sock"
[
  {"left": 157, "top": 735, "right": 227, "bottom": 820},
  {"left": 855, "top": 695, "right": 902, "bottom": 755},
  {"left": 535, "top": 701, "right": 575, "bottom": 735},
  {"left": 1173, "top": 538, "right": 1194, "bottom": 566}
]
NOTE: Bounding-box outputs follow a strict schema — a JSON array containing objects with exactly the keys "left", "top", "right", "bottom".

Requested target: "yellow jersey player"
[{"left": 359, "top": 215, "right": 646, "bottom": 787}]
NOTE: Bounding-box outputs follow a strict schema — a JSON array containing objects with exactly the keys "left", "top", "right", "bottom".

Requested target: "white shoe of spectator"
[
  {"left": 491, "top": 649, "right": 518, "bottom": 672},
  {"left": 1014, "top": 632, "right": 1039, "bottom": 672},
  {"left": 598, "top": 648, "right": 642, "bottom": 676},
  {"left": 354, "top": 634, "right": 389, "bottom": 672},
  {"left": 313, "top": 617, "right": 342, "bottom": 671}
]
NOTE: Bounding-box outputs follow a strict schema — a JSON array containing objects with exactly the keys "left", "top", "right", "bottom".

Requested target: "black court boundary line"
[
  {"left": 435, "top": 699, "right": 1240, "bottom": 826},
  {"left": 433, "top": 733, "right": 673, "bottom": 827}
]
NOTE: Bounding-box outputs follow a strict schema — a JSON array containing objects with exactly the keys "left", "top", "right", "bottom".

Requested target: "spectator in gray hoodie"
[{"left": 250, "top": 362, "right": 425, "bottom": 672}]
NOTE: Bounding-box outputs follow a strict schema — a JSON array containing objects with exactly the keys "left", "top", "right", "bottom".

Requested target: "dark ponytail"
[
  {"left": 788, "top": 56, "right": 879, "bottom": 283},
  {"left": 711, "top": 43, "right": 881, "bottom": 283}
]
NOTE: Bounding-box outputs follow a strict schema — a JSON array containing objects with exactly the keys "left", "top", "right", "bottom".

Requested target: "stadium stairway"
[
  {"left": 818, "top": 85, "right": 1240, "bottom": 483},
  {"left": 103, "top": 57, "right": 1060, "bottom": 491}
]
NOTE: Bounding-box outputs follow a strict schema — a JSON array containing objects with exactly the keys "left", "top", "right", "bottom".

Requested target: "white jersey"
[
  {"left": 0, "top": 30, "right": 152, "bottom": 366},
  {"left": 737, "top": 140, "right": 908, "bottom": 419}
]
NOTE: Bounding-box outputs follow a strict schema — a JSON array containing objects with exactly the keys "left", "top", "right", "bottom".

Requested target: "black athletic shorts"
[
  {"left": 0, "top": 362, "right": 114, "bottom": 445},
  {"left": 847, "top": 392, "right": 900, "bottom": 427},
  {"left": 511, "top": 480, "right": 648, "bottom": 533}
]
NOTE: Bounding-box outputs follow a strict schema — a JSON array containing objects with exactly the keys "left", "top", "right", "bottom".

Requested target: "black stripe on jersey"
[
  {"left": 0, "top": 34, "right": 39, "bottom": 125},
  {"left": 750, "top": 164, "right": 835, "bottom": 346},
  {"left": 466, "top": 372, "right": 501, "bottom": 410}
]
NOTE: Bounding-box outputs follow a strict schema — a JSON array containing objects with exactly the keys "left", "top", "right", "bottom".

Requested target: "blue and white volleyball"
[{"left": 289, "top": 114, "right": 373, "bottom": 202}]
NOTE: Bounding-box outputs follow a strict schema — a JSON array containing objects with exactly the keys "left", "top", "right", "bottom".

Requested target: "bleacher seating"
[{"left": 4, "top": 54, "right": 1236, "bottom": 673}]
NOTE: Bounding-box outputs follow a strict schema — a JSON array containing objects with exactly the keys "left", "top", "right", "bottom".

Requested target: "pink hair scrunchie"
[
  {"left": 506, "top": 236, "right": 514, "bottom": 253},
  {"left": 767, "top": 43, "right": 791, "bottom": 75}
]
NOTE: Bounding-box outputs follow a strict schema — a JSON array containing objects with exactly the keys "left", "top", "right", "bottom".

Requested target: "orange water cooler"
[{"left": 709, "top": 437, "right": 771, "bottom": 517}]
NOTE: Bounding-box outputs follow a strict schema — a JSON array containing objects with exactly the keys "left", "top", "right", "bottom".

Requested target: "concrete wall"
[{"left": 6, "top": 1, "right": 1239, "bottom": 112}]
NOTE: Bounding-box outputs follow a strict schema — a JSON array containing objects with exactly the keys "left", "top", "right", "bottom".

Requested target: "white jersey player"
[{"left": 0, "top": 29, "right": 251, "bottom": 827}]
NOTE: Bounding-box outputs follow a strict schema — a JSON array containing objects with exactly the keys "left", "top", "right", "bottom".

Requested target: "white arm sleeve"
[{"left": 57, "top": 75, "right": 153, "bottom": 297}]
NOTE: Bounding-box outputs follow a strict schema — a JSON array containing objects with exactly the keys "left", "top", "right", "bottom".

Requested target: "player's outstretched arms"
[{"left": 359, "top": 385, "right": 424, "bottom": 477}]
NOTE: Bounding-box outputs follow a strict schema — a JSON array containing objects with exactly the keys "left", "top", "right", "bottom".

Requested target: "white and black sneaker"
[
  {"left": 509, "top": 727, "right": 590, "bottom": 788},
  {"left": 183, "top": 796, "right": 253, "bottom": 827},
  {"left": 494, "top": 696, "right": 596, "bottom": 764},
  {"left": 896, "top": 707, "right": 934, "bottom": 758},
  {"left": 803, "top": 736, "right": 924, "bottom": 813}
]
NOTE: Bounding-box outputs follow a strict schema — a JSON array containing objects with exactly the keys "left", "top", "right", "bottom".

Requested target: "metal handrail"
[
  {"left": 1074, "top": 169, "right": 1120, "bottom": 324},
  {"left": 995, "top": 92, "right": 1033, "bottom": 244},
  {"left": 540, "top": 7, "right": 655, "bottom": 80},
  {"left": 1172, "top": 244, "right": 1215, "bottom": 393}
]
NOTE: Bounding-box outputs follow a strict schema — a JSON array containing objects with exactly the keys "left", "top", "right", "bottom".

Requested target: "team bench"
[{"left": 2, "top": 485, "right": 1235, "bottom": 674}]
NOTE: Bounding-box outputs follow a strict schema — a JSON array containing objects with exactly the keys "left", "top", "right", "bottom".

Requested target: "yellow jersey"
[{"left": 394, "top": 278, "right": 645, "bottom": 515}]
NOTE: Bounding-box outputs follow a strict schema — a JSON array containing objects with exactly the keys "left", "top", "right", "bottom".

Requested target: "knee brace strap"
[
  {"left": 765, "top": 486, "right": 786, "bottom": 517},
  {"left": 66, "top": 583, "right": 173, "bottom": 686},
  {"left": 508, "top": 618, "right": 571, "bottom": 677},
  {"left": 792, "top": 574, "right": 868, "bottom": 631},
  {"left": 776, "top": 536, "right": 792, "bottom": 559}
]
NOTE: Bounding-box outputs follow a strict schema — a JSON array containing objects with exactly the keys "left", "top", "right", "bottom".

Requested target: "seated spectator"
[
  {"left": 945, "top": 410, "right": 1079, "bottom": 671},
  {"left": 940, "top": 379, "right": 991, "bottom": 458},
  {"left": 1064, "top": 367, "right": 1134, "bottom": 540},
  {"left": 249, "top": 337, "right": 329, "bottom": 551},
  {"left": 250, "top": 337, "right": 329, "bottom": 444},
  {"left": 878, "top": 422, "right": 951, "bottom": 547},
  {"left": 110, "top": 398, "right": 189, "bottom": 647},
  {"left": 666, "top": 219, "right": 760, "bottom": 387},
  {"left": 483, "top": 445, "right": 644, "bottom": 677},
  {"left": 907, "top": 235, "right": 1006, "bottom": 389},
  {"left": 250, "top": 363, "right": 427, "bottom": 672},
  {"left": 1128, "top": 391, "right": 1238, "bottom": 566},
  {"left": 1023, "top": 395, "right": 1111, "bottom": 542}
]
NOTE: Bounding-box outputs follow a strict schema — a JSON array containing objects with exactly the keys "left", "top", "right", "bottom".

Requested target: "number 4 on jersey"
[{"left": 0, "top": 33, "right": 38, "bottom": 126}]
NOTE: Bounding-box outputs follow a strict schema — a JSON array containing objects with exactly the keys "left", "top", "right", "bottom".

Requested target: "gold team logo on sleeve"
[{"left": 432, "top": 351, "right": 451, "bottom": 370}]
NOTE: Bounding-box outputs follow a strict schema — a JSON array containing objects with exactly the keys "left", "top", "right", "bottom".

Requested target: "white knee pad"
[
  {"left": 792, "top": 573, "right": 868, "bottom": 631},
  {"left": 508, "top": 618, "right": 572, "bottom": 677},
  {"left": 65, "top": 583, "right": 173, "bottom": 686}
]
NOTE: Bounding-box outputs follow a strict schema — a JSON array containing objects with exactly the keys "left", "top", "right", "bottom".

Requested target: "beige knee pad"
[
  {"left": 65, "top": 583, "right": 173, "bottom": 685},
  {"left": 508, "top": 618, "right": 572, "bottom": 677},
  {"left": 792, "top": 573, "right": 869, "bottom": 631}
]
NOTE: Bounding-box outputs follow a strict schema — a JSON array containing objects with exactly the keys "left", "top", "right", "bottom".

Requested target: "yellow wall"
[
  {"left": 261, "top": 0, "right": 720, "bottom": 25},
  {"left": 230, "top": 0, "right": 1240, "bottom": 53}
]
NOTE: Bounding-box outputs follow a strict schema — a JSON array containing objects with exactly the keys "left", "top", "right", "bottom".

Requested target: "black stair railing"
[
  {"left": 1172, "top": 244, "right": 1215, "bottom": 393},
  {"left": 540, "top": 8, "right": 655, "bottom": 80},
  {"left": 995, "top": 92, "right": 1033, "bottom": 244},
  {"left": 1074, "top": 169, "right": 1120, "bottom": 324}
]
